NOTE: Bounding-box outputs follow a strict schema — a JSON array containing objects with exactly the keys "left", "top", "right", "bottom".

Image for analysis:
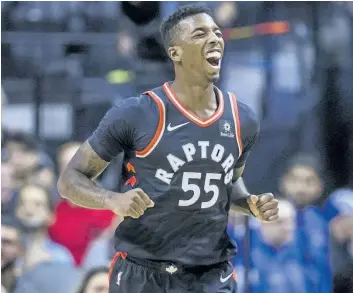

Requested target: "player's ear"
[{"left": 168, "top": 46, "right": 182, "bottom": 63}]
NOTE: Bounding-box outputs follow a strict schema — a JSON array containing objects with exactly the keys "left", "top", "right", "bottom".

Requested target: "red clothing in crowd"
[{"left": 48, "top": 200, "right": 115, "bottom": 266}]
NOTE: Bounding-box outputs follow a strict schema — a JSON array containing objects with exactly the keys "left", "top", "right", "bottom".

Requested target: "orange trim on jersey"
[
  {"left": 108, "top": 252, "right": 127, "bottom": 281},
  {"left": 163, "top": 82, "right": 224, "bottom": 127},
  {"left": 228, "top": 92, "right": 243, "bottom": 156},
  {"left": 228, "top": 260, "right": 237, "bottom": 281},
  {"left": 135, "top": 91, "right": 166, "bottom": 158}
]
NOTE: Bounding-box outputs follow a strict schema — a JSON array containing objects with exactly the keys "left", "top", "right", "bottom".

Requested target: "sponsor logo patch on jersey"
[{"left": 219, "top": 120, "right": 235, "bottom": 138}]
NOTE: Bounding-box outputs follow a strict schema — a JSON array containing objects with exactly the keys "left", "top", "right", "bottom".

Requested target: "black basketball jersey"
[{"left": 88, "top": 82, "right": 259, "bottom": 266}]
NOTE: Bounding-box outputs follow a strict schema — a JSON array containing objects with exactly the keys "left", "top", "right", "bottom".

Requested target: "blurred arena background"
[{"left": 1, "top": 2, "right": 353, "bottom": 293}]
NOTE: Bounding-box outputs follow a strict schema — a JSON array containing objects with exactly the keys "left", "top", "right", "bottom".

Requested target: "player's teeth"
[{"left": 207, "top": 51, "right": 221, "bottom": 59}]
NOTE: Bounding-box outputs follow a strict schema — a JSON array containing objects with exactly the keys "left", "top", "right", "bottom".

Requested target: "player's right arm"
[{"left": 57, "top": 98, "right": 154, "bottom": 218}]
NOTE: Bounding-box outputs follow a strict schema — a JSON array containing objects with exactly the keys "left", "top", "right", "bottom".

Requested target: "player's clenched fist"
[
  {"left": 106, "top": 188, "right": 154, "bottom": 218},
  {"left": 247, "top": 193, "right": 279, "bottom": 222}
]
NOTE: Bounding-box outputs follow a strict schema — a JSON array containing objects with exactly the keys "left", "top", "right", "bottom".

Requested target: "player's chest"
[
  {"left": 136, "top": 116, "right": 239, "bottom": 188},
  {"left": 159, "top": 108, "right": 239, "bottom": 156},
  {"left": 153, "top": 120, "right": 239, "bottom": 167}
]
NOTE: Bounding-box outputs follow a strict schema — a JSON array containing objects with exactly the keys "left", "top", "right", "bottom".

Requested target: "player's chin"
[
  {"left": 204, "top": 67, "right": 221, "bottom": 81},
  {"left": 204, "top": 63, "right": 221, "bottom": 81},
  {"left": 201, "top": 73, "right": 220, "bottom": 83},
  {"left": 206, "top": 72, "right": 220, "bottom": 83}
]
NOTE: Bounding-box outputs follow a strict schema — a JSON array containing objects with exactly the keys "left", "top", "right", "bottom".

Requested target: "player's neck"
[{"left": 170, "top": 78, "right": 215, "bottom": 111}]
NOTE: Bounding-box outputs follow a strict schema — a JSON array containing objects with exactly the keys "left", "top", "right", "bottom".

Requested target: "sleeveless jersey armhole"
[{"left": 135, "top": 91, "right": 166, "bottom": 158}]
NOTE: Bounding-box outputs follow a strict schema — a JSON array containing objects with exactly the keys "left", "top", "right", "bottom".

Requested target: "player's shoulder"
[
  {"left": 114, "top": 93, "right": 154, "bottom": 110},
  {"left": 236, "top": 100, "right": 257, "bottom": 121},
  {"left": 236, "top": 100, "right": 260, "bottom": 134},
  {"left": 113, "top": 90, "right": 162, "bottom": 117}
]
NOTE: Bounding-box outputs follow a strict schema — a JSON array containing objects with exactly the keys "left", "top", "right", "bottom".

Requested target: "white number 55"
[{"left": 179, "top": 172, "right": 222, "bottom": 209}]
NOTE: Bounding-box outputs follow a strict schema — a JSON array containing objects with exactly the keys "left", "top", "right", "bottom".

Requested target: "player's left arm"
[
  {"left": 230, "top": 167, "right": 279, "bottom": 222},
  {"left": 229, "top": 103, "right": 279, "bottom": 222}
]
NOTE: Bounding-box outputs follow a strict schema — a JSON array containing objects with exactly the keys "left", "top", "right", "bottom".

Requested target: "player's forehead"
[{"left": 178, "top": 13, "right": 219, "bottom": 34}]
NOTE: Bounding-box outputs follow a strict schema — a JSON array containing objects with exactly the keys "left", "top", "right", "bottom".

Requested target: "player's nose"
[
  {"left": 208, "top": 33, "right": 218, "bottom": 44},
  {"left": 207, "top": 32, "right": 222, "bottom": 48}
]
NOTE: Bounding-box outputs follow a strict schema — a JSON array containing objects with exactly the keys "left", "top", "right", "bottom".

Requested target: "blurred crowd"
[
  {"left": 2, "top": 132, "right": 353, "bottom": 293},
  {"left": 1, "top": 130, "right": 117, "bottom": 293},
  {"left": 228, "top": 154, "right": 353, "bottom": 293}
]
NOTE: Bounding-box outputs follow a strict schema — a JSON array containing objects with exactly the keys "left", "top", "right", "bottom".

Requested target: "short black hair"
[
  {"left": 284, "top": 153, "right": 323, "bottom": 179},
  {"left": 160, "top": 4, "right": 213, "bottom": 52}
]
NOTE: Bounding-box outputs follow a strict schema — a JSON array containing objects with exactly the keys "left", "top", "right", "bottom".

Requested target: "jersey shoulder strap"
[
  {"left": 227, "top": 92, "right": 243, "bottom": 157},
  {"left": 135, "top": 86, "right": 166, "bottom": 158}
]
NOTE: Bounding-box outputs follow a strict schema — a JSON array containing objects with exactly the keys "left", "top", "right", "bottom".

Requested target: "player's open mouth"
[
  {"left": 206, "top": 57, "right": 221, "bottom": 67},
  {"left": 205, "top": 50, "right": 222, "bottom": 69}
]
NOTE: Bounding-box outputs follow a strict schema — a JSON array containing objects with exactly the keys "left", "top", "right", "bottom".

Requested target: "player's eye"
[
  {"left": 193, "top": 30, "right": 206, "bottom": 38},
  {"left": 193, "top": 33, "right": 205, "bottom": 38},
  {"left": 215, "top": 31, "right": 223, "bottom": 38}
]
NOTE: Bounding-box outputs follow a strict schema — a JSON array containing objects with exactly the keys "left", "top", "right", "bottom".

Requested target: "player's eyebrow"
[{"left": 191, "top": 25, "right": 221, "bottom": 34}]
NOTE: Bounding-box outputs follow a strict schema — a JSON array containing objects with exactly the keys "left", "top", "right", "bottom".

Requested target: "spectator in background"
[
  {"left": 279, "top": 153, "right": 344, "bottom": 293},
  {"left": 14, "top": 263, "right": 81, "bottom": 293},
  {"left": 280, "top": 154, "right": 325, "bottom": 208},
  {"left": 250, "top": 200, "right": 308, "bottom": 293},
  {"left": 214, "top": 1, "right": 237, "bottom": 28},
  {"left": 1, "top": 216, "right": 23, "bottom": 293},
  {"left": 1, "top": 161, "right": 16, "bottom": 215},
  {"left": 4, "top": 132, "right": 40, "bottom": 189},
  {"left": 26, "top": 154, "right": 56, "bottom": 192},
  {"left": 49, "top": 141, "right": 115, "bottom": 266},
  {"left": 83, "top": 216, "right": 122, "bottom": 269},
  {"left": 74, "top": 267, "right": 109, "bottom": 293},
  {"left": 15, "top": 184, "right": 74, "bottom": 269},
  {"left": 227, "top": 210, "right": 249, "bottom": 293},
  {"left": 328, "top": 188, "right": 353, "bottom": 293},
  {"left": 56, "top": 141, "right": 81, "bottom": 176},
  {"left": 4, "top": 131, "right": 56, "bottom": 192}
]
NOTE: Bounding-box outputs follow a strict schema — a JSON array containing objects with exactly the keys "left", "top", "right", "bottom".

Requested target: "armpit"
[{"left": 233, "top": 165, "right": 245, "bottom": 181}]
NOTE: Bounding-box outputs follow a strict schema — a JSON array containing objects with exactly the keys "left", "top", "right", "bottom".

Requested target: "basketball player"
[{"left": 58, "top": 5, "right": 279, "bottom": 293}]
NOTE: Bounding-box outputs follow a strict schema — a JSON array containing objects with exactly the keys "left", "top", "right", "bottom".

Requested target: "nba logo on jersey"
[{"left": 220, "top": 120, "right": 235, "bottom": 138}]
